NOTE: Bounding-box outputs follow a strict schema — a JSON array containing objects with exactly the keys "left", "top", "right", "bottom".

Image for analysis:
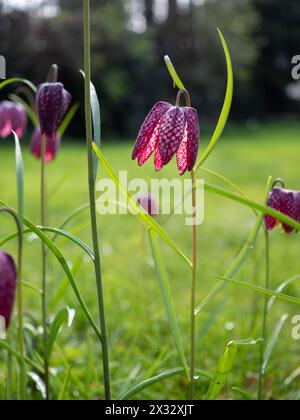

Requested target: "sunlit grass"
[{"left": 0, "top": 121, "right": 300, "bottom": 399}]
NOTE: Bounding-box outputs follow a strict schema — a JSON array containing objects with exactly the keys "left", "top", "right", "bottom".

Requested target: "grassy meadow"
[{"left": 0, "top": 121, "right": 300, "bottom": 400}]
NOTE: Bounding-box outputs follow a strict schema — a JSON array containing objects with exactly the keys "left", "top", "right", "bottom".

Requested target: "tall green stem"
[
  {"left": 40, "top": 133, "right": 50, "bottom": 400},
  {"left": 189, "top": 168, "right": 197, "bottom": 400},
  {"left": 258, "top": 228, "right": 269, "bottom": 400},
  {"left": 83, "top": 0, "right": 111, "bottom": 400},
  {"left": 0, "top": 208, "right": 25, "bottom": 399}
]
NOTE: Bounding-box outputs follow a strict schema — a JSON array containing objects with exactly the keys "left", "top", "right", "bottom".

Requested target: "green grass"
[{"left": 1, "top": 121, "right": 300, "bottom": 400}]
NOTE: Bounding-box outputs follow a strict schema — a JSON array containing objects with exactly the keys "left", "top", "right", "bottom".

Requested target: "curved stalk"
[
  {"left": 83, "top": 0, "right": 111, "bottom": 400},
  {"left": 0, "top": 208, "right": 25, "bottom": 399}
]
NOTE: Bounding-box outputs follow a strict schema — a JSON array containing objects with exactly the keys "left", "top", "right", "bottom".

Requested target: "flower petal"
[
  {"left": 0, "top": 250, "right": 17, "bottom": 329},
  {"left": 138, "top": 118, "right": 162, "bottom": 166},
  {"left": 176, "top": 125, "right": 188, "bottom": 175},
  {"left": 30, "top": 128, "right": 60, "bottom": 162},
  {"left": 264, "top": 187, "right": 298, "bottom": 233},
  {"left": 183, "top": 107, "right": 199, "bottom": 171},
  {"left": 132, "top": 101, "right": 171, "bottom": 160},
  {"left": 158, "top": 106, "right": 186, "bottom": 166}
]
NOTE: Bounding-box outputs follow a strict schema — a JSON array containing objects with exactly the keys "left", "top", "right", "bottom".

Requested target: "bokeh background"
[
  {"left": 1, "top": 0, "right": 300, "bottom": 400},
  {"left": 1, "top": 0, "right": 300, "bottom": 138}
]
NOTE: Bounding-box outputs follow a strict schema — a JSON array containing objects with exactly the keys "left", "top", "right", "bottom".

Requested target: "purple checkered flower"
[
  {"left": 0, "top": 250, "right": 17, "bottom": 329},
  {"left": 132, "top": 101, "right": 199, "bottom": 175},
  {"left": 0, "top": 101, "right": 27, "bottom": 138}
]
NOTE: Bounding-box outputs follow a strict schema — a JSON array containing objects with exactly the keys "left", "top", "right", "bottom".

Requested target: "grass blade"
[
  {"left": 80, "top": 70, "right": 101, "bottom": 181},
  {"left": 46, "top": 306, "right": 75, "bottom": 361},
  {"left": 120, "top": 367, "right": 211, "bottom": 400},
  {"left": 206, "top": 341, "right": 238, "bottom": 400},
  {"left": 58, "top": 366, "right": 72, "bottom": 400},
  {"left": 164, "top": 55, "right": 186, "bottom": 90},
  {"left": 196, "top": 29, "right": 233, "bottom": 169},
  {"left": 148, "top": 229, "right": 189, "bottom": 377},
  {"left": 0, "top": 227, "right": 94, "bottom": 262},
  {"left": 92, "top": 143, "right": 192, "bottom": 267},
  {"left": 218, "top": 276, "right": 300, "bottom": 306},
  {"left": 0, "top": 78, "right": 37, "bottom": 93}
]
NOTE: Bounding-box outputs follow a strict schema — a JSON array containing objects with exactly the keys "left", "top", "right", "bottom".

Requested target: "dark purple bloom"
[
  {"left": 264, "top": 186, "right": 300, "bottom": 233},
  {"left": 136, "top": 193, "right": 159, "bottom": 216},
  {"left": 36, "top": 82, "right": 71, "bottom": 141},
  {"left": 0, "top": 101, "right": 27, "bottom": 138},
  {"left": 132, "top": 101, "right": 199, "bottom": 175},
  {"left": 30, "top": 128, "right": 60, "bottom": 162},
  {"left": 0, "top": 250, "right": 17, "bottom": 329}
]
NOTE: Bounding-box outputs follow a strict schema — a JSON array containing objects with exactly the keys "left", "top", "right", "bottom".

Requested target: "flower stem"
[
  {"left": 0, "top": 208, "right": 26, "bottom": 399},
  {"left": 40, "top": 133, "right": 50, "bottom": 400},
  {"left": 258, "top": 228, "right": 269, "bottom": 400},
  {"left": 189, "top": 168, "right": 197, "bottom": 400},
  {"left": 83, "top": 0, "right": 111, "bottom": 400}
]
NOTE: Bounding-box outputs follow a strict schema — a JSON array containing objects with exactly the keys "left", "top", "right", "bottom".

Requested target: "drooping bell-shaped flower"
[
  {"left": 30, "top": 128, "right": 60, "bottom": 162},
  {"left": 36, "top": 82, "right": 71, "bottom": 142},
  {"left": 132, "top": 99, "right": 199, "bottom": 175},
  {"left": 0, "top": 250, "right": 17, "bottom": 329},
  {"left": 136, "top": 193, "right": 159, "bottom": 216},
  {"left": 0, "top": 101, "right": 27, "bottom": 138},
  {"left": 264, "top": 184, "right": 300, "bottom": 234}
]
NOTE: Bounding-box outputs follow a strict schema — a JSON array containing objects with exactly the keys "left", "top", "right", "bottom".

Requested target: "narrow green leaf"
[
  {"left": 58, "top": 102, "right": 80, "bottom": 137},
  {"left": 0, "top": 341, "right": 43, "bottom": 373},
  {"left": 46, "top": 306, "right": 75, "bottom": 361},
  {"left": 120, "top": 367, "right": 211, "bottom": 400},
  {"left": 206, "top": 341, "right": 238, "bottom": 400},
  {"left": 0, "top": 78, "right": 37, "bottom": 93},
  {"left": 262, "top": 314, "right": 288, "bottom": 375},
  {"left": 80, "top": 70, "right": 101, "bottom": 181},
  {"left": 148, "top": 229, "right": 189, "bottom": 377},
  {"left": 232, "top": 386, "right": 252, "bottom": 400},
  {"left": 196, "top": 29, "right": 233, "bottom": 169},
  {"left": 164, "top": 55, "right": 186, "bottom": 91},
  {"left": 200, "top": 167, "right": 257, "bottom": 216},
  {"left": 13, "top": 132, "right": 24, "bottom": 224},
  {"left": 58, "top": 366, "right": 72, "bottom": 400},
  {"left": 218, "top": 276, "right": 300, "bottom": 306},
  {"left": 205, "top": 182, "right": 300, "bottom": 232},
  {"left": 0, "top": 227, "right": 94, "bottom": 262},
  {"left": 92, "top": 144, "right": 192, "bottom": 267},
  {"left": 268, "top": 274, "right": 300, "bottom": 311}
]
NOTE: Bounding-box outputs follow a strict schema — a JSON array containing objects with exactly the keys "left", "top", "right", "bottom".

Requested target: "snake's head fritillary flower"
[
  {"left": 264, "top": 182, "right": 300, "bottom": 234},
  {"left": 132, "top": 96, "right": 199, "bottom": 175},
  {"left": 36, "top": 82, "right": 71, "bottom": 142},
  {"left": 136, "top": 193, "right": 159, "bottom": 216},
  {"left": 0, "top": 250, "right": 17, "bottom": 329},
  {"left": 30, "top": 128, "right": 60, "bottom": 162},
  {"left": 0, "top": 101, "right": 27, "bottom": 138}
]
